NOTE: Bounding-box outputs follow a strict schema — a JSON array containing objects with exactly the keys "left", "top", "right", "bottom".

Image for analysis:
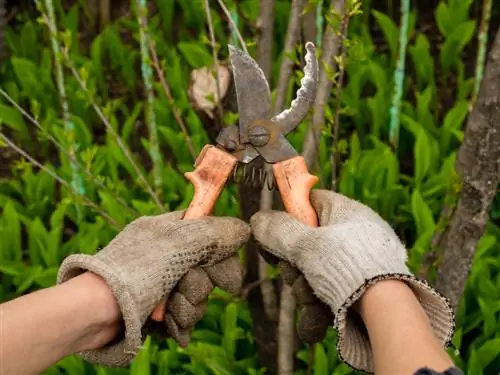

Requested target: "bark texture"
[{"left": 434, "top": 28, "right": 500, "bottom": 311}]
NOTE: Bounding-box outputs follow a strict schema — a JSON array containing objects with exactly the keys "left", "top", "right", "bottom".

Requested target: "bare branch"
[
  {"left": 149, "top": 40, "right": 197, "bottom": 161},
  {"left": 204, "top": 0, "right": 224, "bottom": 121},
  {"left": 277, "top": 284, "right": 296, "bottom": 375},
  {"left": 434, "top": 28, "right": 500, "bottom": 311},
  {"left": 302, "top": 0, "right": 345, "bottom": 169},
  {"left": 274, "top": 0, "right": 304, "bottom": 115},
  {"left": 256, "top": 0, "right": 275, "bottom": 82},
  {"left": 269, "top": 1, "right": 304, "bottom": 373},
  {"left": 216, "top": 0, "right": 248, "bottom": 54}
]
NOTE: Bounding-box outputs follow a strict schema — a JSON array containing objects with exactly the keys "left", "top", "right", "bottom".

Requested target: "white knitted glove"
[
  {"left": 58, "top": 211, "right": 250, "bottom": 367},
  {"left": 251, "top": 189, "right": 455, "bottom": 373}
]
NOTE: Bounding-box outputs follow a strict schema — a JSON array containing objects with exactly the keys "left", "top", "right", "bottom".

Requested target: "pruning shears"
[{"left": 151, "top": 42, "right": 326, "bottom": 341}]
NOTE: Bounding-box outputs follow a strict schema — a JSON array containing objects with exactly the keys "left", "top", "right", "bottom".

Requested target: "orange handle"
[
  {"left": 272, "top": 156, "right": 319, "bottom": 227},
  {"left": 150, "top": 145, "right": 238, "bottom": 322}
]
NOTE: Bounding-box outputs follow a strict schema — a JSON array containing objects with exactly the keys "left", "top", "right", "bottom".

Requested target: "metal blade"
[
  {"left": 229, "top": 45, "right": 272, "bottom": 144},
  {"left": 256, "top": 134, "right": 298, "bottom": 163}
]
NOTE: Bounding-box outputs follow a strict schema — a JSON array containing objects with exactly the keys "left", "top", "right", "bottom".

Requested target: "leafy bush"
[{"left": 0, "top": 0, "right": 498, "bottom": 374}]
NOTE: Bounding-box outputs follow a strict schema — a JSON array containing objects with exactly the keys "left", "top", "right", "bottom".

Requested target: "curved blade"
[{"left": 229, "top": 45, "right": 272, "bottom": 144}]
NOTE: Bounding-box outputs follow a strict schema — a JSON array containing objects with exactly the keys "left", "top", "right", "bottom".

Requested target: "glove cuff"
[
  {"left": 334, "top": 273, "right": 455, "bottom": 374},
  {"left": 57, "top": 254, "right": 143, "bottom": 367}
]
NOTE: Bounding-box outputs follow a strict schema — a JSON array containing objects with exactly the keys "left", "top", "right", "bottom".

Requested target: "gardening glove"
[
  {"left": 251, "top": 189, "right": 455, "bottom": 373},
  {"left": 57, "top": 210, "right": 250, "bottom": 367}
]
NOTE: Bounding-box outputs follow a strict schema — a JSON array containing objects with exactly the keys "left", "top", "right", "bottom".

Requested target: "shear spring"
[{"left": 231, "top": 163, "right": 276, "bottom": 190}]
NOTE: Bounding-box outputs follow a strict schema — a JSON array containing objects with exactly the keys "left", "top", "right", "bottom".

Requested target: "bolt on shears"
[{"left": 151, "top": 42, "right": 328, "bottom": 340}]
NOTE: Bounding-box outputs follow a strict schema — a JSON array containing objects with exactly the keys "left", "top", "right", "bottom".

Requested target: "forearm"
[
  {"left": 356, "top": 280, "right": 454, "bottom": 375},
  {"left": 0, "top": 272, "right": 122, "bottom": 375}
]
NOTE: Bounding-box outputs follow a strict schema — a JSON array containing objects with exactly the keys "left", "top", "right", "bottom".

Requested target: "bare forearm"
[
  {"left": 357, "top": 280, "right": 454, "bottom": 375},
  {"left": 0, "top": 272, "right": 121, "bottom": 375}
]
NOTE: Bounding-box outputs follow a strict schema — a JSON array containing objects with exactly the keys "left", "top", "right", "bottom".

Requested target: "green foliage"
[{"left": 0, "top": 0, "right": 498, "bottom": 374}]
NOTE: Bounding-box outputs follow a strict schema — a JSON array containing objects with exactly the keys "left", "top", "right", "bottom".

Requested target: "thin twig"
[
  {"left": 0, "top": 131, "right": 120, "bottom": 228},
  {"left": 99, "top": 0, "right": 110, "bottom": 31},
  {"left": 302, "top": 0, "right": 345, "bottom": 170},
  {"left": 204, "top": 0, "right": 224, "bottom": 121},
  {"left": 331, "top": 9, "right": 350, "bottom": 190},
  {"left": 0, "top": 89, "right": 139, "bottom": 216},
  {"left": 137, "top": 0, "right": 163, "bottom": 197},
  {"left": 274, "top": 0, "right": 304, "bottom": 114},
  {"left": 56, "top": 42, "right": 164, "bottom": 210},
  {"left": 277, "top": 284, "right": 296, "bottom": 375},
  {"left": 216, "top": 0, "right": 248, "bottom": 54},
  {"left": 388, "top": 0, "right": 410, "bottom": 149},
  {"left": 471, "top": 0, "right": 492, "bottom": 108},
  {"left": 148, "top": 40, "right": 197, "bottom": 161}
]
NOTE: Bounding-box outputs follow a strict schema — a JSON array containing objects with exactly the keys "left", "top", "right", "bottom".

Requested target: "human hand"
[
  {"left": 57, "top": 211, "right": 250, "bottom": 367},
  {"left": 251, "top": 189, "right": 454, "bottom": 372}
]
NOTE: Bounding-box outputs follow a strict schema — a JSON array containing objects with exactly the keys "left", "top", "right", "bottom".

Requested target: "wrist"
[{"left": 66, "top": 272, "right": 123, "bottom": 352}]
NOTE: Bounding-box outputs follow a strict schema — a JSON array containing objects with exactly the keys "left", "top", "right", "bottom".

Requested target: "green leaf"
[
  {"left": 1, "top": 201, "right": 22, "bottom": 261},
  {"left": 130, "top": 336, "right": 151, "bottom": 375},
  {"left": 435, "top": 2, "right": 452, "bottom": 37},
  {"left": 440, "top": 100, "right": 469, "bottom": 152},
  {"left": 411, "top": 188, "right": 436, "bottom": 236},
  {"left": 0, "top": 104, "right": 29, "bottom": 133},
  {"left": 16, "top": 265, "right": 43, "bottom": 293},
  {"left": 178, "top": 42, "right": 213, "bottom": 68},
  {"left": 313, "top": 344, "right": 328, "bottom": 375},
  {"left": 414, "top": 129, "right": 431, "bottom": 183},
  {"left": 372, "top": 10, "right": 398, "bottom": 60}
]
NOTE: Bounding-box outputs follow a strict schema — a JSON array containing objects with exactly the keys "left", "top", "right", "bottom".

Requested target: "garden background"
[{"left": 0, "top": 0, "right": 499, "bottom": 374}]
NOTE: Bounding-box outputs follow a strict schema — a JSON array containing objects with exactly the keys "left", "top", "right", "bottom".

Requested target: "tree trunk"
[{"left": 434, "top": 28, "right": 500, "bottom": 311}]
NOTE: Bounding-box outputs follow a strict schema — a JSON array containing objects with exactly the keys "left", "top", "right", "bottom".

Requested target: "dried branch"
[
  {"left": 137, "top": 0, "right": 163, "bottom": 197},
  {"left": 277, "top": 284, "right": 296, "bottom": 375},
  {"left": 0, "top": 88, "right": 139, "bottom": 217},
  {"left": 270, "top": 1, "right": 304, "bottom": 373},
  {"left": 302, "top": 0, "right": 345, "bottom": 169},
  {"left": 274, "top": 0, "right": 304, "bottom": 114},
  {"left": 204, "top": 0, "right": 224, "bottom": 121},
  {"left": 388, "top": 0, "right": 410, "bottom": 149},
  {"left": 149, "top": 40, "right": 197, "bottom": 161},
  {"left": 257, "top": 0, "right": 275, "bottom": 82},
  {"left": 301, "top": 3, "right": 316, "bottom": 46},
  {"left": 434, "top": 28, "right": 500, "bottom": 311},
  {"left": 99, "top": 0, "right": 110, "bottom": 31},
  {"left": 0, "top": 131, "right": 120, "bottom": 228},
  {"left": 216, "top": 0, "right": 248, "bottom": 54}
]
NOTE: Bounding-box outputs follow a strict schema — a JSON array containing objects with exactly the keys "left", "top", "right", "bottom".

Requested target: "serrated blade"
[{"left": 229, "top": 45, "right": 272, "bottom": 144}]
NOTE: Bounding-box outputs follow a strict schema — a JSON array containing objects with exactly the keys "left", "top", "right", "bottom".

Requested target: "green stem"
[
  {"left": 472, "top": 0, "right": 492, "bottom": 106},
  {"left": 388, "top": 0, "right": 410, "bottom": 149},
  {"left": 136, "top": 0, "right": 163, "bottom": 198},
  {"left": 41, "top": 0, "right": 85, "bottom": 218}
]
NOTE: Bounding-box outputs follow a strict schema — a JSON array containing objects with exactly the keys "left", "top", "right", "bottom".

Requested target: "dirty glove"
[
  {"left": 251, "top": 189, "right": 455, "bottom": 373},
  {"left": 57, "top": 211, "right": 250, "bottom": 367}
]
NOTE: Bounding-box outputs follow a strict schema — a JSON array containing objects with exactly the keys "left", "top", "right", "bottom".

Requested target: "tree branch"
[
  {"left": 302, "top": 0, "right": 345, "bottom": 169},
  {"left": 434, "top": 28, "right": 500, "bottom": 311}
]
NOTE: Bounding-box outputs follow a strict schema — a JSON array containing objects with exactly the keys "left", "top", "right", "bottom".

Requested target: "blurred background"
[{"left": 0, "top": 0, "right": 499, "bottom": 374}]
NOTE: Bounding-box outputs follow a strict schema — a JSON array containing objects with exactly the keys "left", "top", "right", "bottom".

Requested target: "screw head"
[{"left": 248, "top": 125, "right": 270, "bottom": 147}]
